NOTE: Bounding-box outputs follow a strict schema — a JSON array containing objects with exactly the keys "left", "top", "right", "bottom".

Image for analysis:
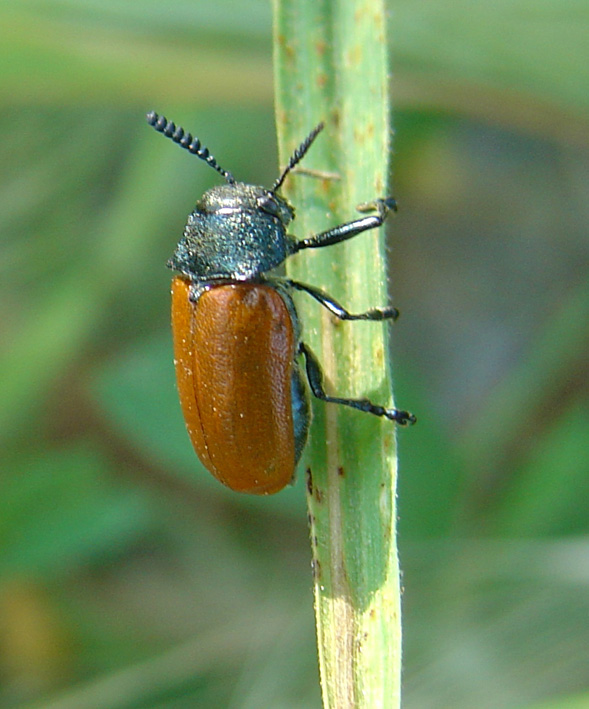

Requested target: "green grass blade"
[{"left": 273, "top": 0, "right": 405, "bottom": 706}]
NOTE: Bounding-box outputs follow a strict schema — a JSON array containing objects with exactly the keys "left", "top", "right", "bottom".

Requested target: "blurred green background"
[{"left": 1, "top": 1, "right": 588, "bottom": 707}]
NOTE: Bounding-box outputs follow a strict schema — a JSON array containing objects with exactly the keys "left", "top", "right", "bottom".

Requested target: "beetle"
[{"left": 147, "top": 110, "right": 415, "bottom": 495}]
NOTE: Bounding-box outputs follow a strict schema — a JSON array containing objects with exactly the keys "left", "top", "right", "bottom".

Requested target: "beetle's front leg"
[{"left": 292, "top": 198, "right": 396, "bottom": 252}]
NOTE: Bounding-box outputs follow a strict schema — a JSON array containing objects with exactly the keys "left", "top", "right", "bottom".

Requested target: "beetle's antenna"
[
  {"left": 272, "top": 122, "right": 324, "bottom": 194},
  {"left": 147, "top": 111, "right": 235, "bottom": 184}
]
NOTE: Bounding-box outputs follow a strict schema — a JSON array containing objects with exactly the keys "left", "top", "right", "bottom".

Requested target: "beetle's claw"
[
  {"left": 386, "top": 409, "right": 416, "bottom": 425},
  {"left": 356, "top": 197, "right": 397, "bottom": 214}
]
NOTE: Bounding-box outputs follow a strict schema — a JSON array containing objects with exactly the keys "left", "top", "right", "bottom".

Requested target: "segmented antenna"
[
  {"left": 272, "top": 122, "right": 324, "bottom": 193},
  {"left": 146, "top": 111, "right": 235, "bottom": 184}
]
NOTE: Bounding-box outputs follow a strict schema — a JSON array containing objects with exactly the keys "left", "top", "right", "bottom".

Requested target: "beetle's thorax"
[{"left": 168, "top": 182, "right": 296, "bottom": 283}]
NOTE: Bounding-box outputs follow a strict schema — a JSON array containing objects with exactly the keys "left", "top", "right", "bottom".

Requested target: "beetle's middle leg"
[{"left": 286, "top": 279, "right": 399, "bottom": 321}]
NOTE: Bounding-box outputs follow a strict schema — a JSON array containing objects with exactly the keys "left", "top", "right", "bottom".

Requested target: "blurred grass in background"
[{"left": 0, "top": 1, "right": 588, "bottom": 707}]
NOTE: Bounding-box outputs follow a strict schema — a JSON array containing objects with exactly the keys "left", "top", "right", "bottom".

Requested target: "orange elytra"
[{"left": 172, "top": 277, "right": 297, "bottom": 494}]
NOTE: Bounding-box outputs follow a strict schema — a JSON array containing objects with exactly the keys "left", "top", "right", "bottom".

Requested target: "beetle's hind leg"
[
  {"left": 299, "top": 342, "right": 415, "bottom": 425},
  {"left": 287, "top": 279, "right": 399, "bottom": 321}
]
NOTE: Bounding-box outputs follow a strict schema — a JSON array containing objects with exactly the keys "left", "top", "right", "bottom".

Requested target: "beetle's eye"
[{"left": 258, "top": 193, "right": 280, "bottom": 216}]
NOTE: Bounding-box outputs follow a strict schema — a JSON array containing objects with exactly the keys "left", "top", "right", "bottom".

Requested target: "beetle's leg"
[
  {"left": 292, "top": 198, "right": 396, "bottom": 252},
  {"left": 287, "top": 279, "right": 399, "bottom": 321},
  {"left": 291, "top": 367, "right": 311, "bottom": 466},
  {"left": 299, "top": 342, "right": 416, "bottom": 425}
]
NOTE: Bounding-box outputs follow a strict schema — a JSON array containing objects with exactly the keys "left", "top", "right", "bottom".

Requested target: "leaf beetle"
[{"left": 147, "top": 111, "right": 415, "bottom": 495}]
